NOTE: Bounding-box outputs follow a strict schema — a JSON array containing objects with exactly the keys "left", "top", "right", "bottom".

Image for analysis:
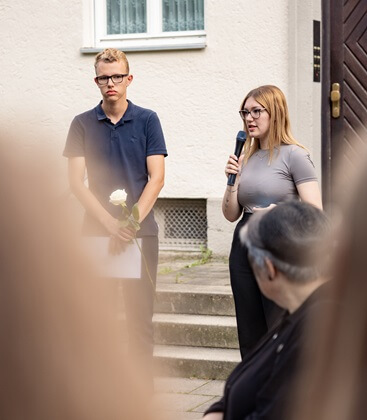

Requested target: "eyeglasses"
[
  {"left": 239, "top": 108, "right": 267, "bottom": 120},
  {"left": 95, "top": 74, "right": 128, "bottom": 85}
]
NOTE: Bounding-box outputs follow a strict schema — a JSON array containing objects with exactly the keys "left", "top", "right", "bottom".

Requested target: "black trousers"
[
  {"left": 229, "top": 213, "right": 284, "bottom": 359},
  {"left": 122, "top": 236, "right": 158, "bottom": 384}
]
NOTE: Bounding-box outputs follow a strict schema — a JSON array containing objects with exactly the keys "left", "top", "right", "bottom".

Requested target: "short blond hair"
[{"left": 94, "top": 48, "right": 130, "bottom": 73}]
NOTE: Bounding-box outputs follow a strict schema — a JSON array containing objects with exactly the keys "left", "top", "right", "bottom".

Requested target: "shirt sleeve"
[
  {"left": 63, "top": 117, "right": 85, "bottom": 158},
  {"left": 288, "top": 146, "right": 318, "bottom": 186},
  {"left": 145, "top": 112, "right": 168, "bottom": 157}
]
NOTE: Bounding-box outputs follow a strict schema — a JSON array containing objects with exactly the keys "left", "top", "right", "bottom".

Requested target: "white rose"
[{"left": 109, "top": 189, "right": 127, "bottom": 206}]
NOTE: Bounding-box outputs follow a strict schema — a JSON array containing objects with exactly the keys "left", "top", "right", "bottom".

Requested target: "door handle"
[{"left": 331, "top": 83, "right": 340, "bottom": 118}]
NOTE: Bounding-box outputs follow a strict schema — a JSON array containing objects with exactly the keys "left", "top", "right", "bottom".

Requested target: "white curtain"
[
  {"left": 107, "top": 0, "right": 147, "bottom": 34},
  {"left": 162, "top": 0, "right": 204, "bottom": 32}
]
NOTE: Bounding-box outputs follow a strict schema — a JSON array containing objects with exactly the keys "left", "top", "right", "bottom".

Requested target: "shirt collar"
[{"left": 96, "top": 99, "right": 135, "bottom": 122}]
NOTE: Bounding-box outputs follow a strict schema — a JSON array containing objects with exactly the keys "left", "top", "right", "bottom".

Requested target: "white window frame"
[{"left": 81, "top": 0, "right": 206, "bottom": 52}]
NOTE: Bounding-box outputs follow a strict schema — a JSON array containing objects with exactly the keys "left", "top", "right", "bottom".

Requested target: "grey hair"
[
  {"left": 240, "top": 201, "right": 332, "bottom": 283},
  {"left": 245, "top": 240, "right": 324, "bottom": 283}
]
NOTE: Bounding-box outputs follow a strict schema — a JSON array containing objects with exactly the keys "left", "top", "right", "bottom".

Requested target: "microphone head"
[{"left": 236, "top": 130, "right": 247, "bottom": 142}]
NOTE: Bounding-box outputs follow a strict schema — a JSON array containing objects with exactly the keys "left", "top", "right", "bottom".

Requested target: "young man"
[{"left": 63, "top": 48, "right": 167, "bottom": 381}]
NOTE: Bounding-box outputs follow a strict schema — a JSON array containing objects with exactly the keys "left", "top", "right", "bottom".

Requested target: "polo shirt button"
[
  {"left": 276, "top": 343, "right": 284, "bottom": 353},
  {"left": 272, "top": 333, "right": 278, "bottom": 340}
]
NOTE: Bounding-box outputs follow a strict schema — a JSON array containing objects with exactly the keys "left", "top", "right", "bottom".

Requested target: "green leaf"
[
  {"left": 131, "top": 220, "right": 141, "bottom": 231},
  {"left": 132, "top": 203, "right": 140, "bottom": 221},
  {"left": 121, "top": 206, "right": 129, "bottom": 218},
  {"left": 119, "top": 219, "right": 129, "bottom": 228}
]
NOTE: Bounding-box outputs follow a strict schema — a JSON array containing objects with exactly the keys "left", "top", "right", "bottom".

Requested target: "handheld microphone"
[{"left": 227, "top": 130, "right": 247, "bottom": 186}]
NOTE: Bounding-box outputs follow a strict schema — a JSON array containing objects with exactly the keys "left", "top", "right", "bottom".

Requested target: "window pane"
[
  {"left": 107, "top": 0, "right": 147, "bottom": 34},
  {"left": 162, "top": 0, "right": 204, "bottom": 32}
]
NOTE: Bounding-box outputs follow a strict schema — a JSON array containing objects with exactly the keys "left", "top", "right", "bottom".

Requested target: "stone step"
[
  {"left": 155, "top": 284, "right": 235, "bottom": 316},
  {"left": 154, "top": 344, "right": 241, "bottom": 380},
  {"left": 153, "top": 313, "right": 239, "bottom": 349}
]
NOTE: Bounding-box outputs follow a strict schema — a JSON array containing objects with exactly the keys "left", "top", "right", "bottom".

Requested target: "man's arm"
[
  {"left": 68, "top": 156, "right": 134, "bottom": 242},
  {"left": 136, "top": 154, "right": 165, "bottom": 223}
]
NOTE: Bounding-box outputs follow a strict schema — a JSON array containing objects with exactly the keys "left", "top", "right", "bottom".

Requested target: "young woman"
[{"left": 223, "top": 85, "right": 322, "bottom": 357}]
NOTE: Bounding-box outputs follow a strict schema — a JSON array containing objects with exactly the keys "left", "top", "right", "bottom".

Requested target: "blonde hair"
[
  {"left": 94, "top": 48, "right": 130, "bottom": 74},
  {"left": 240, "top": 85, "right": 305, "bottom": 163}
]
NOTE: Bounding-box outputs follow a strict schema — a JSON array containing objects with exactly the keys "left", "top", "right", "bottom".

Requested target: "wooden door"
[{"left": 322, "top": 0, "right": 367, "bottom": 205}]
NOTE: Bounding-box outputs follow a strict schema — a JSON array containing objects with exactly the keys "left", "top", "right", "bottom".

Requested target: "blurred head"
[
  {"left": 240, "top": 201, "right": 331, "bottom": 307},
  {"left": 287, "top": 144, "right": 367, "bottom": 420},
  {"left": 0, "top": 141, "right": 152, "bottom": 420},
  {"left": 239, "top": 85, "right": 304, "bottom": 161}
]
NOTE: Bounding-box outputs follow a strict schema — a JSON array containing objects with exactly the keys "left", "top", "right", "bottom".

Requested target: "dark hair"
[{"left": 242, "top": 201, "right": 331, "bottom": 282}]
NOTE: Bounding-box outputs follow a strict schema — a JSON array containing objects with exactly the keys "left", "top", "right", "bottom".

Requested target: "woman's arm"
[
  {"left": 296, "top": 181, "right": 323, "bottom": 209},
  {"left": 222, "top": 154, "right": 244, "bottom": 222}
]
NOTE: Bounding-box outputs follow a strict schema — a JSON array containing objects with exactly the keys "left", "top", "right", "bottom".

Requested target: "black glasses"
[
  {"left": 239, "top": 108, "right": 267, "bottom": 120},
  {"left": 95, "top": 74, "right": 128, "bottom": 85}
]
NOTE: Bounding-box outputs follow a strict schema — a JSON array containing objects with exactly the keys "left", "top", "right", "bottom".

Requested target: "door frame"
[{"left": 321, "top": 0, "right": 344, "bottom": 206}]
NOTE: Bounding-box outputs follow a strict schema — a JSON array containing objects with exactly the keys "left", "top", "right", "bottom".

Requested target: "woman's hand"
[
  {"left": 225, "top": 154, "right": 244, "bottom": 179},
  {"left": 252, "top": 203, "right": 276, "bottom": 212},
  {"left": 222, "top": 154, "right": 244, "bottom": 222}
]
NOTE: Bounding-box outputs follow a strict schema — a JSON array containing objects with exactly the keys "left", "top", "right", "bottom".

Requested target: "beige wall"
[
  {"left": 0, "top": 0, "right": 322, "bottom": 255},
  {"left": 288, "top": 0, "right": 322, "bottom": 180}
]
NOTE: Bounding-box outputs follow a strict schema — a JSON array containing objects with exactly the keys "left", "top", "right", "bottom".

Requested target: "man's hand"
[
  {"left": 103, "top": 215, "right": 137, "bottom": 255},
  {"left": 107, "top": 225, "right": 137, "bottom": 255},
  {"left": 203, "top": 413, "right": 224, "bottom": 420},
  {"left": 103, "top": 216, "right": 135, "bottom": 241},
  {"left": 108, "top": 235, "right": 126, "bottom": 255}
]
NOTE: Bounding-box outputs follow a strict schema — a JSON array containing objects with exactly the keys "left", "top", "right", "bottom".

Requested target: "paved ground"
[
  {"left": 157, "top": 252, "right": 231, "bottom": 287},
  {"left": 154, "top": 376, "right": 225, "bottom": 420},
  {"left": 154, "top": 252, "right": 230, "bottom": 419}
]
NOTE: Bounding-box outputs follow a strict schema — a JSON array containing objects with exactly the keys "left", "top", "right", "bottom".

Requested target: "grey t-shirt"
[{"left": 238, "top": 145, "right": 318, "bottom": 213}]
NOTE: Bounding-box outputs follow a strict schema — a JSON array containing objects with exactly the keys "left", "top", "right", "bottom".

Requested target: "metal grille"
[{"left": 154, "top": 199, "right": 207, "bottom": 251}]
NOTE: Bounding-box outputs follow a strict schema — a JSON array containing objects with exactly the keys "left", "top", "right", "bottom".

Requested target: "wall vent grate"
[{"left": 154, "top": 198, "right": 207, "bottom": 251}]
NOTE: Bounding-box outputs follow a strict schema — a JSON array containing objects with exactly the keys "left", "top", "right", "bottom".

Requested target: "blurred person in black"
[
  {"left": 203, "top": 201, "right": 332, "bottom": 420},
  {"left": 287, "top": 148, "right": 367, "bottom": 420}
]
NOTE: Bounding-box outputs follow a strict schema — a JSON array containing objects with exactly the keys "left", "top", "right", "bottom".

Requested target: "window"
[{"left": 82, "top": 0, "right": 206, "bottom": 52}]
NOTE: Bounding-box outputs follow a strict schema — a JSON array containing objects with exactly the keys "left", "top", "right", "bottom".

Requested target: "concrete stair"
[
  {"left": 153, "top": 283, "right": 241, "bottom": 379},
  {"left": 155, "top": 284, "right": 236, "bottom": 316},
  {"left": 153, "top": 313, "right": 238, "bottom": 348}
]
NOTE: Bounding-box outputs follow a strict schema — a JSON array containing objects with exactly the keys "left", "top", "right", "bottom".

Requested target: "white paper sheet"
[{"left": 82, "top": 236, "right": 142, "bottom": 279}]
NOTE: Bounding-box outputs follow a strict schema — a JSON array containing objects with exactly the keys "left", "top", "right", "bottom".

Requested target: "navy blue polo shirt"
[{"left": 63, "top": 100, "right": 167, "bottom": 237}]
